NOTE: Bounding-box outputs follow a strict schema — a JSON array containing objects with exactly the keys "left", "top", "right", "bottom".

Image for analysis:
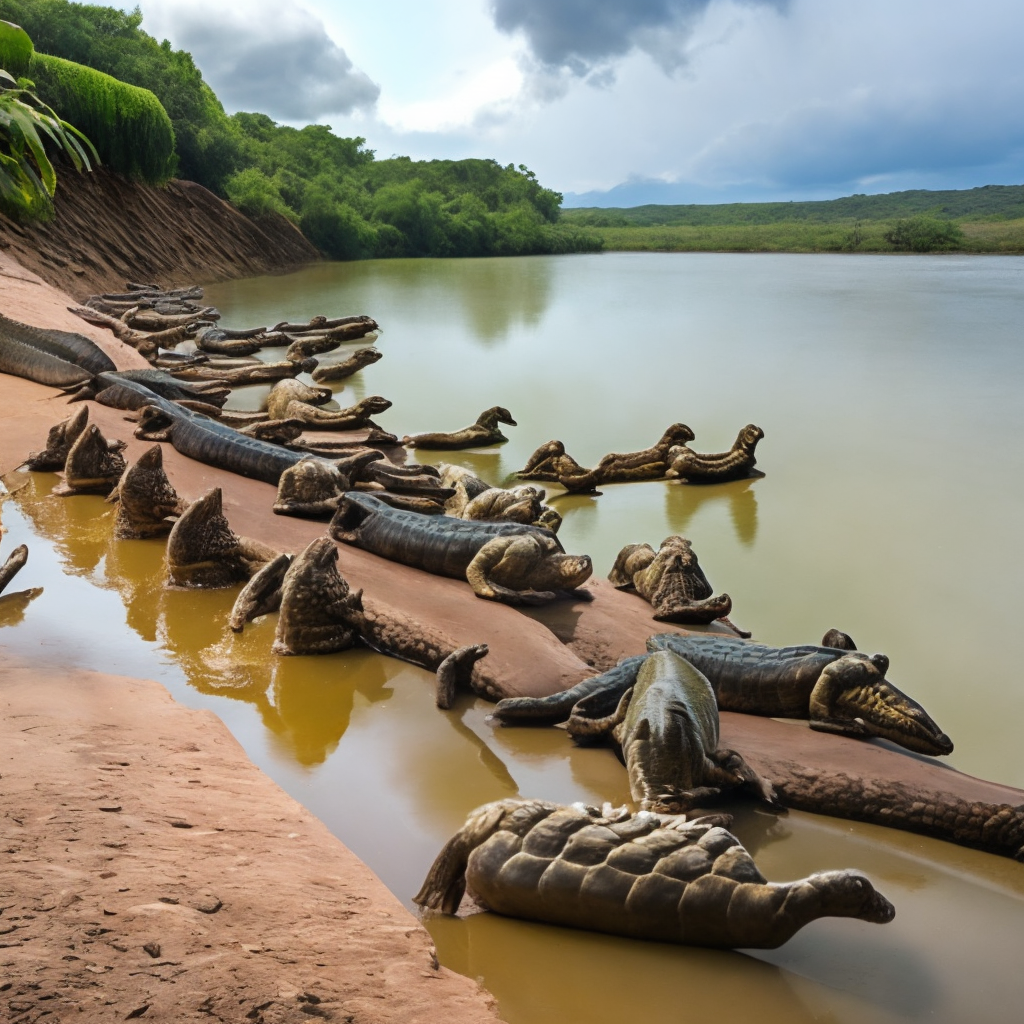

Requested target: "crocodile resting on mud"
[
  {"left": 609, "top": 535, "right": 737, "bottom": 628},
  {"left": 403, "top": 407, "right": 517, "bottom": 449},
  {"left": 414, "top": 798, "right": 895, "bottom": 948},
  {"left": 330, "top": 492, "right": 592, "bottom": 604},
  {"left": 567, "top": 649, "right": 778, "bottom": 813},
  {"left": 265, "top": 379, "right": 393, "bottom": 431},
  {"left": 494, "top": 632, "right": 952, "bottom": 756},
  {"left": 165, "top": 487, "right": 279, "bottom": 588},
  {"left": 273, "top": 454, "right": 456, "bottom": 519},
  {"left": 0, "top": 311, "right": 116, "bottom": 386},
  {"left": 666, "top": 424, "right": 765, "bottom": 484},
  {"left": 231, "top": 537, "right": 495, "bottom": 706}
]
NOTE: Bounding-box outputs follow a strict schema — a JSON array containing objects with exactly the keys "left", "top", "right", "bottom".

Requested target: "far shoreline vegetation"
[
  {"left": 1, "top": 2, "right": 1022, "bottom": 258},
  {"left": 562, "top": 186, "right": 1024, "bottom": 255}
]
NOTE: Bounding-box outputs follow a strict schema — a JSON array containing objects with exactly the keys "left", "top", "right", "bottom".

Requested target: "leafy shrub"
[
  {"left": 0, "top": 59, "right": 97, "bottom": 219},
  {"left": 884, "top": 217, "right": 964, "bottom": 252},
  {"left": 0, "top": 18, "right": 32, "bottom": 75},
  {"left": 223, "top": 166, "right": 292, "bottom": 220},
  {"left": 27, "top": 51, "right": 174, "bottom": 183}
]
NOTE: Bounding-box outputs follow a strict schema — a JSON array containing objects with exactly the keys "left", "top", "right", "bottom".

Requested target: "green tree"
[{"left": 884, "top": 217, "right": 964, "bottom": 252}]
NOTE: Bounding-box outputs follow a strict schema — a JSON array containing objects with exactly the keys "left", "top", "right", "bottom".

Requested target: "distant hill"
[{"left": 560, "top": 185, "right": 1024, "bottom": 227}]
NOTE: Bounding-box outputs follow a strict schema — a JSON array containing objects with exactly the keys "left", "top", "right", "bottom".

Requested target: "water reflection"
[
  {"left": 0, "top": 587, "right": 43, "bottom": 626},
  {"left": 209, "top": 255, "right": 554, "bottom": 345},
  {"left": 665, "top": 477, "right": 760, "bottom": 546}
]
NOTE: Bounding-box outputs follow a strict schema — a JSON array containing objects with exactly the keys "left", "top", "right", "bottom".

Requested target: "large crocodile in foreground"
[{"left": 415, "top": 798, "right": 895, "bottom": 948}]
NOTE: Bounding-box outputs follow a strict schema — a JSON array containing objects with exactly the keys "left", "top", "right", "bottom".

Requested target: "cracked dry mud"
[{"left": 0, "top": 656, "right": 500, "bottom": 1024}]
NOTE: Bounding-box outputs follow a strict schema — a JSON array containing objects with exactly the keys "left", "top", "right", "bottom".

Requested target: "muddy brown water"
[{"left": 2, "top": 253, "right": 1024, "bottom": 1022}]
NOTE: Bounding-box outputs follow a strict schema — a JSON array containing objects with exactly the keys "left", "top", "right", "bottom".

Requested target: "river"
[{"left": 3, "top": 252, "right": 1023, "bottom": 1023}]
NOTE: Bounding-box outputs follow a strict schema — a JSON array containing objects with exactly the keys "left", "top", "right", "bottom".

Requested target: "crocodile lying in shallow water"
[
  {"left": 414, "top": 798, "right": 895, "bottom": 948},
  {"left": 165, "top": 487, "right": 278, "bottom": 588},
  {"left": 403, "top": 406, "right": 517, "bottom": 449},
  {"left": 107, "top": 445, "right": 187, "bottom": 539},
  {"left": 330, "top": 492, "right": 592, "bottom": 604},
  {"left": 567, "top": 648, "right": 778, "bottom": 813},
  {"left": 494, "top": 631, "right": 952, "bottom": 757},
  {"left": 231, "top": 537, "right": 495, "bottom": 705},
  {"left": 666, "top": 424, "right": 765, "bottom": 484}
]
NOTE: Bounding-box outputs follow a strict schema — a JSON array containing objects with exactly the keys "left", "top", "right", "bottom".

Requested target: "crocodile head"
[
  {"left": 354, "top": 395, "right": 393, "bottom": 416},
  {"left": 737, "top": 424, "right": 765, "bottom": 450},
  {"left": 519, "top": 533, "right": 593, "bottom": 591},
  {"left": 802, "top": 870, "right": 895, "bottom": 924},
  {"left": 659, "top": 423, "right": 696, "bottom": 449},
  {"left": 809, "top": 653, "right": 953, "bottom": 756},
  {"left": 480, "top": 406, "right": 517, "bottom": 428}
]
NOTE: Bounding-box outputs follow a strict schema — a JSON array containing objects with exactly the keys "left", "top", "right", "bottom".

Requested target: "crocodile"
[
  {"left": 446, "top": 484, "right": 548, "bottom": 526},
  {"left": 193, "top": 326, "right": 264, "bottom": 357},
  {"left": 73, "top": 369, "right": 232, "bottom": 409},
  {"left": 514, "top": 425, "right": 696, "bottom": 493},
  {"left": 310, "top": 347, "right": 382, "bottom": 383},
  {"left": 107, "top": 445, "right": 187, "bottom": 539},
  {"left": 0, "top": 316, "right": 107, "bottom": 387},
  {"left": 273, "top": 453, "right": 454, "bottom": 518},
  {"left": 233, "top": 536, "right": 493, "bottom": 705},
  {"left": 666, "top": 424, "right": 765, "bottom": 484},
  {"left": 265, "top": 379, "right": 392, "bottom": 430},
  {"left": 0, "top": 312, "right": 116, "bottom": 378},
  {"left": 0, "top": 541, "right": 28, "bottom": 596},
  {"left": 330, "top": 492, "right": 592, "bottom": 604},
  {"left": 492, "top": 632, "right": 952, "bottom": 757},
  {"left": 167, "top": 358, "right": 317, "bottom": 386},
  {"left": 24, "top": 406, "right": 109, "bottom": 472},
  {"left": 272, "top": 315, "right": 372, "bottom": 333},
  {"left": 403, "top": 406, "right": 517, "bottom": 449},
  {"left": 566, "top": 649, "right": 778, "bottom": 813},
  {"left": 68, "top": 305, "right": 198, "bottom": 359},
  {"left": 283, "top": 317, "right": 379, "bottom": 360},
  {"left": 54, "top": 424, "right": 127, "bottom": 496},
  {"left": 414, "top": 798, "right": 895, "bottom": 948},
  {"left": 608, "top": 535, "right": 735, "bottom": 627},
  {"left": 165, "top": 487, "right": 279, "bottom": 588}
]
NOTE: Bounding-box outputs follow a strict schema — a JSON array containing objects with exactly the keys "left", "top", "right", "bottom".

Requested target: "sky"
[{"left": 117, "top": 0, "right": 1023, "bottom": 205}]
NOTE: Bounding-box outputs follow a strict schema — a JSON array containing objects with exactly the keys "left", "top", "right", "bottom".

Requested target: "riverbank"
[
  {"left": 0, "top": 168, "right": 319, "bottom": 297},
  {"left": 0, "top": 654, "right": 500, "bottom": 1024},
  {"left": 556, "top": 218, "right": 1024, "bottom": 254}
]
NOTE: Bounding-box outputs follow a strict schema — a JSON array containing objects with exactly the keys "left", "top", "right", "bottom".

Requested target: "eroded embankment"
[{"left": 0, "top": 167, "right": 319, "bottom": 297}]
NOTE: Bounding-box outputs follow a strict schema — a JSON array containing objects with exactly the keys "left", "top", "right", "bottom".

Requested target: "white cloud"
[{"left": 137, "top": 0, "right": 379, "bottom": 119}]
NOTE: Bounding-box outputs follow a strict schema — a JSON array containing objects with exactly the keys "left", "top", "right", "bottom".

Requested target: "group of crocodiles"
[{"left": 6, "top": 283, "right": 1022, "bottom": 953}]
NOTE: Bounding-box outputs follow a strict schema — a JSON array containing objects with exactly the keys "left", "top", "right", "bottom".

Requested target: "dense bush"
[
  {"left": 883, "top": 216, "right": 964, "bottom": 252},
  {"left": 0, "top": 0, "right": 601, "bottom": 258},
  {"left": 27, "top": 51, "right": 174, "bottom": 182},
  {"left": 0, "top": 17, "right": 31, "bottom": 75}
]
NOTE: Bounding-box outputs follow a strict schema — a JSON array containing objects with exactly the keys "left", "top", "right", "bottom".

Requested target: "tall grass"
[{"left": 27, "top": 52, "right": 174, "bottom": 184}]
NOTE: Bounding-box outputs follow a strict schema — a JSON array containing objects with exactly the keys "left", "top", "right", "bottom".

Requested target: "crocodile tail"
[{"left": 414, "top": 800, "right": 519, "bottom": 914}]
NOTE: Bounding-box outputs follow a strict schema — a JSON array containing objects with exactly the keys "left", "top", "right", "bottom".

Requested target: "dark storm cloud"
[
  {"left": 155, "top": 3, "right": 379, "bottom": 120},
  {"left": 490, "top": 0, "right": 784, "bottom": 73}
]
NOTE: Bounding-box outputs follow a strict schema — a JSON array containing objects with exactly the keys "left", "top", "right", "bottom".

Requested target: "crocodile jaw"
[{"left": 810, "top": 655, "right": 953, "bottom": 756}]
